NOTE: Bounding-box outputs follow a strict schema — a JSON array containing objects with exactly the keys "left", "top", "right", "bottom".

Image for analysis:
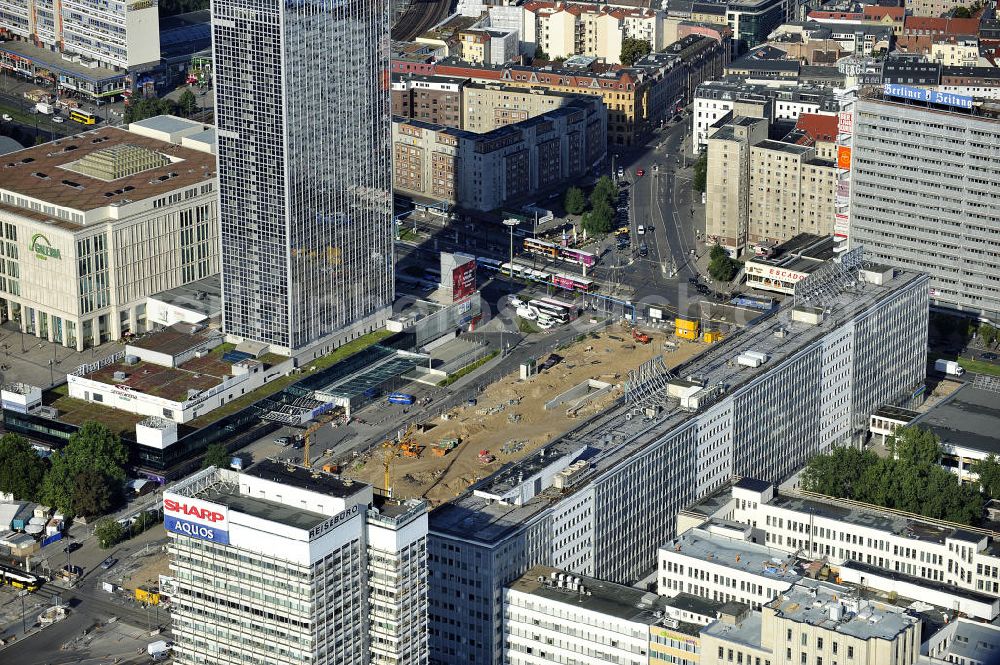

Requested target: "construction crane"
[
  {"left": 302, "top": 415, "right": 332, "bottom": 468},
  {"left": 381, "top": 424, "right": 418, "bottom": 495}
]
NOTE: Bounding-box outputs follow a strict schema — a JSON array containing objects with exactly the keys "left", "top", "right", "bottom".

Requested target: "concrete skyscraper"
[{"left": 211, "top": 0, "right": 394, "bottom": 358}]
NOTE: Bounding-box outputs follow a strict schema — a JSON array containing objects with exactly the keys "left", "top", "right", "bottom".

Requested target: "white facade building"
[
  {"left": 659, "top": 520, "right": 802, "bottom": 609},
  {"left": 165, "top": 462, "right": 428, "bottom": 665},
  {"left": 522, "top": 1, "right": 665, "bottom": 64},
  {"left": 0, "top": 0, "right": 160, "bottom": 71},
  {"left": 0, "top": 119, "right": 218, "bottom": 350},
  {"left": 693, "top": 80, "right": 839, "bottom": 154},
  {"left": 681, "top": 479, "right": 1000, "bottom": 617}
]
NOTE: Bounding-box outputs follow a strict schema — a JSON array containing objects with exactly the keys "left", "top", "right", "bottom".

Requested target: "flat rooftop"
[
  {"left": 83, "top": 356, "right": 228, "bottom": 402},
  {"left": 749, "top": 235, "right": 839, "bottom": 274},
  {"left": 938, "top": 620, "right": 1000, "bottom": 664},
  {"left": 431, "top": 263, "right": 926, "bottom": 545},
  {"left": 0, "top": 40, "right": 123, "bottom": 82},
  {"left": 243, "top": 459, "right": 368, "bottom": 500},
  {"left": 770, "top": 580, "right": 918, "bottom": 641},
  {"left": 668, "top": 526, "right": 802, "bottom": 583},
  {"left": 148, "top": 275, "right": 222, "bottom": 322},
  {"left": 701, "top": 609, "right": 763, "bottom": 649},
  {"left": 664, "top": 592, "right": 725, "bottom": 618},
  {"left": 510, "top": 566, "right": 670, "bottom": 625},
  {"left": 911, "top": 384, "right": 1000, "bottom": 455},
  {"left": 129, "top": 323, "right": 220, "bottom": 357},
  {"left": 842, "top": 560, "right": 1000, "bottom": 606},
  {"left": 0, "top": 127, "right": 216, "bottom": 224},
  {"left": 200, "top": 484, "right": 330, "bottom": 531}
]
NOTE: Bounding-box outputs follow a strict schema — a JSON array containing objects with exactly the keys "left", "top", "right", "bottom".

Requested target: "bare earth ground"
[{"left": 344, "top": 326, "right": 706, "bottom": 506}]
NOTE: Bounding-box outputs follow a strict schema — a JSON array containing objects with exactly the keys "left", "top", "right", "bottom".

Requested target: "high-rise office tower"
[
  {"left": 212, "top": 0, "right": 394, "bottom": 358},
  {"left": 849, "top": 95, "right": 1000, "bottom": 321},
  {"left": 165, "top": 461, "right": 428, "bottom": 665}
]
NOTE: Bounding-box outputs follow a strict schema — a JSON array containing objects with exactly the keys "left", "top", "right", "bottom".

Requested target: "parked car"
[
  {"left": 983, "top": 352, "right": 998, "bottom": 361},
  {"left": 51, "top": 115, "right": 64, "bottom": 123},
  {"left": 100, "top": 558, "right": 117, "bottom": 570},
  {"left": 274, "top": 436, "right": 291, "bottom": 446},
  {"left": 639, "top": 243, "right": 648, "bottom": 257},
  {"left": 636, "top": 168, "right": 645, "bottom": 177},
  {"left": 637, "top": 225, "right": 645, "bottom": 235},
  {"left": 1, "top": 114, "right": 11, "bottom": 122},
  {"left": 63, "top": 542, "right": 82, "bottom": 554}
]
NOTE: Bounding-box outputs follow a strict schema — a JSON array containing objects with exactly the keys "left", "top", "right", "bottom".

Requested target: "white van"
[{"left": 637, "top": 225, "right": 645, "bottom": 235}]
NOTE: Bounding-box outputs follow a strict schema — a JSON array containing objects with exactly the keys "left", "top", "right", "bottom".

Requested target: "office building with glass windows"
[
  {"left": 166, "top": 461, "right": 428, "bottom": 665},
  {"left": 0, "top": 118, "right": 218, "bottom": 350},
  {"left": 211, "top": 0, "right": 394, "bottom": 359}
]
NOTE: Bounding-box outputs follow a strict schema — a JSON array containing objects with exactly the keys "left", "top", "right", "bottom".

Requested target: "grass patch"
[
  {"left": 438, "top": 350, "right": 500, "bottom": 387},
  {"left": 48, "top": 383, "right": 70, "bottom": 398},
  {"left": 398, "top": 228, "right": 417, "bottom": 242},
  {"left": 186, "top": 329, "right": 393, "bottom": 428},
  {"left": 51, "top": 395, "right": 145, "bottom": 436},
  {"left": 958, "top": 356, "right": 1000, "bottom": 377},
  {"left": 209, "top": 342, "right": 237, "bottom": 357}
]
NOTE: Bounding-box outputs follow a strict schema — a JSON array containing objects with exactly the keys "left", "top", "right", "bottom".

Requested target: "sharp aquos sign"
[{"left": 163, "top": 493, "right": 230, "bottom": 544}]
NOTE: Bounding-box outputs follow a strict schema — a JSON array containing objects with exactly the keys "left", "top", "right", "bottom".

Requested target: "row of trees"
[
  {"left": 564, "top": 176, "right": 618, "bottom": 235},
  {"left": 0, "top": 423, "right": 128, "bottom": 519},
  {"left": 124, "top": 90, "right": 199, "bottom": 125},
  {"left": 94, "top": 509, "right": 161, "bottom": 549},
  {"left": 801, "top": 427, "right": 992, "bottom": 526}
]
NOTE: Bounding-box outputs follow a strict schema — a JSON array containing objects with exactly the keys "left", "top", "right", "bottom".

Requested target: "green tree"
[
  {"left": 888, "top": 426, "right": 941, "bottom": 467},
  {"left": 581, "top": 204, "right": 612, "bottom": 235},
  {"left": 620, "top": 38, "right": 652, "bottom": 67},
  {"left": 564, "top": 186, "right": 587, "bottom": 215},
  {"left": 0, "top": 433, "right": 47, "bottom": 502},
  {"left": 692, "top": 153, "right": 707, "bottom": 193},
  {"left": 978, "top": 323, "right": 997, "bottom": 348},
  {"left": 708, "top": 244, "right": 738, "bottom": 282},
  {"left": 971, "top": 454, "right": 1000, "bottom": 499},
  {"left": 533, "top": 47, "right": 549, "bottom": 61},
  {"left": 72, "top": 469, "right": 116, "bottom": 517},
  {"left": 41, "top": 422, "right": 128, "bottom": 518},
  {"left": 202, "top": 443, "right": 230, "bottom": 470},
  {"left": 953, "top": 6, "right": 972, "bottom": 17},
  {"left": 178, "top": 89, "right": 198, "bottom": 117},
  {"left": 590, "top": 176, "right": 616, "bottom": 209},
  {"left": 94, "top": 518, "right": 125, "bottom": 549}
]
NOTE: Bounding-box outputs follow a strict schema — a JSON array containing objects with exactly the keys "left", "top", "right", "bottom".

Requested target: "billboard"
[
  {"left": 164, "top": 493, "right": 230, "bottom": 545},
  {"left": 451, "top": 257, "right": 476, "bottom": 302},
  {"left": 837, "top": 146, "right": 852, "bottom": 170},
  {"left": 882, "top": 83, "right": 973, "bottom": 110},
  {"left": 837, "top": 111, "right": 853, "bottom": 137}
]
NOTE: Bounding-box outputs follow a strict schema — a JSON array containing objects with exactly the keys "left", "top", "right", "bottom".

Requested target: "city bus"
[
  {"left": 0, "top": 562, "right": 43, "bottom": 591},
  {"left": 523, "top": 237, "right": 559, "bottom": 259},
  {"left": 528, "top": 299, "right": 569, "bottom": 325},
  {"left": 476, "top": 256, "right": 503, "bottom": 273},
  {"left": 387, "top": 392, "right": 415, "bottom": 406},
  {"left": 539, "top": 297, "right": 579, "bottom": 321},
  {"left": 69, "top": 109, "right": 97, "bottom": 125},
  {"left": 552, "top": 272, "right": 594, "bottom": 292},
  {"left": 557, "top": 247, "right": 597, "bottom": 267}
]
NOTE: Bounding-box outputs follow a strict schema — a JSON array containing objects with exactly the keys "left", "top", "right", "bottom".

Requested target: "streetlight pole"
[
  {"left": 19, "top": 589, "right": 27, "bottom": 634},
  {"left": 503, "top": 219, "right": 520, "bottom": 277}
]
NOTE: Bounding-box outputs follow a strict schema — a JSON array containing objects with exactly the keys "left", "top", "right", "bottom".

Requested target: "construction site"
[{"left": 342, "top": 323, "right": 707, "bottom": 506}]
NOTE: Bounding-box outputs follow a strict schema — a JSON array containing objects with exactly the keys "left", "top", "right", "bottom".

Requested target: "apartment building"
[
  {"left": 462, "top": 82, "right": 593, "bottom": 132},
  {"left": 0, "top": 0, "right": 159, "bottom": 72},
  {"left": 505, "top": 566, "right": 680, "bottom": 665},
  {"left": 699, "top": 580, "right": 921, "bottom": 665},
  {"left": 522, "top": 1, "right": 666, "bottom": 63},
  {"left": 747, "top": 140, "right": 839, "bottom": 248},
  {"left": 428, "top": 259, "right": 930, "bottom": 664},
  {"left": 904, "top": 0, "right": 971, "bottom": 18},
  {"left": 705, "top": 115, "right": 768, "bottom": 255},
  {"left": 391, "top": 74, "right": 466, "bottom": 128},
  {"left": 165, "top": 462, "right": 428, "bottom": 665},
  {"left": 682, "top": 479, "right": 1000, "bottom": 618},
  {"left": 458, "top": 28, "right": 518, "bottom": 65},
  {"left": 659, "top": 521, "right": 802, "bottom": 609},
  {"left": 693, "top": 79, "right": 839, "bottom": 154},
  {"left": 392, "top": 98, "right": 607, "bottom": 211},
  {"left": 848, "top": 95, "right": 1000, "bottom": 321},
  {"left": 0, "top": 117, "right": 218, "bottom": 350}
]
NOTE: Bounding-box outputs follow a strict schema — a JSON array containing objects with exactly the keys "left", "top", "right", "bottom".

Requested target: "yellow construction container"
[
  {"left": 675, "top": 318, "right": 700, "bottom": 340},
  {"left": 703, "top": 331, "right": 723, "bottom": 343},
  {"left": 135, "top": 586, "right": 160, "bottom": 605}
]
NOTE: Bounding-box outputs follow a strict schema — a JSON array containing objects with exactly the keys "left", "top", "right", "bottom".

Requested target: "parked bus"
[
  {"left": 557, "top": 247, "right": 597, "bottom": 267},
  {"left": 539, "top": 297, "right": 579, "bottom": 321},
  {"left": 552, "top": 272, "right": 594, "bottom": 292},
  {"left": 0, "top": 562, "right": 43, "bottom": 591},
  {"left": 387, "top": 392, "right": 415, "bottom": 405},
  {"left": 476, "top": 257, "right": 503, "bottom": 272},
  {"left": 523, "top": 237, "right": 559, "bottom": 259},
  {"left": 528, "top": 300, "right": 570, "bottom": 324},
  {"left": 69, "top": 109, "right": 97, "bottom": 125}
]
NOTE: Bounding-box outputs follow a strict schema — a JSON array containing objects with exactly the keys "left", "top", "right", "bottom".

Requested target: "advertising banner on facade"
[
  {"left": 882, "top": 83, "right": 973, "bottom": 109},
  {"left": 838, "top": 111, "right": 853, "bottom": 137},
  {"left": 164, "top": 493, "right": 230, "bottom": 545},
  {"left": 451, "top": 258, "right": 476, "bottom": 302},
  {"left": 837, "top": 146, "right": 852, "bottom": 170}
]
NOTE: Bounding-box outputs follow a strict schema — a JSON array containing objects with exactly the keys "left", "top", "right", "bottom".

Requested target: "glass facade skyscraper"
[{"left": 212, "top": 0, "right": 394, "bottom": 356}]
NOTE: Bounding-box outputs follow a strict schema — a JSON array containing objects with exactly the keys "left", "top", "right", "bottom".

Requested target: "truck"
[
  {"left": 35, "top": 102, "right": 54, "bottom": 115},
  {"left": 934, "top": 359, "right": 965, "bottom": 376}
]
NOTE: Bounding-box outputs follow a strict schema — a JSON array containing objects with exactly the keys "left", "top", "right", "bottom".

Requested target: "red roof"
[
  {"left": 795, "top": 113, "right": 838, "bottom": 144},
  {"left": 863, "top": 6, "right": 904, "bottom": 20},
  {"left": 903, "top": 16, "right": 980, "bottom": 35}
]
